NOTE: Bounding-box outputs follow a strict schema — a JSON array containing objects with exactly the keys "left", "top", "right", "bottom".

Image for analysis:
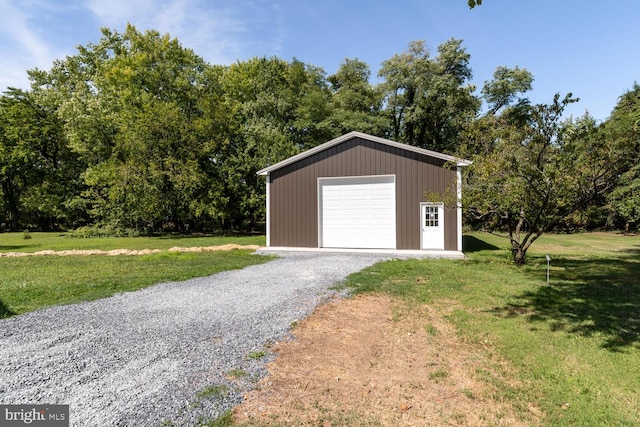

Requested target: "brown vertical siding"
[{"left": 268, "top": 136, "right": 458, "bottom": 250}]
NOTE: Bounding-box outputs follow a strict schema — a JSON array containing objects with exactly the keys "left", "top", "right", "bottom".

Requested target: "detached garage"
[{"left": 257, "top": 131, "right": 471, "bottom": 253}]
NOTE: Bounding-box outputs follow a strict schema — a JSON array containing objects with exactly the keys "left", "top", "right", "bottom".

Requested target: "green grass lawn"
[
  {"left": 0, "top": 231, "right": 265, "bottom": 253},
  {"left": 342, "top": 231, "right": 640, "bottom": 426},
  {"left": 0, "top": 233, "right": 269, "bottom": 317}
]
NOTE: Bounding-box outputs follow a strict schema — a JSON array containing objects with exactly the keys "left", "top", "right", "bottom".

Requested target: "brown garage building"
[{"left": 257, "top": 131, "right": 471, "bottom": 253}]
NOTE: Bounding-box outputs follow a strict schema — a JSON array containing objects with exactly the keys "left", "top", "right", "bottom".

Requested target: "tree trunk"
[
  {"left": 510, "top": 230, "right": 544, "bottom": 266},
  {"left": 511, "top": 244, "right": 527, "bottom": 265},
  {"left": 1, "top": 180, "right": 20, "bottom": 232}
]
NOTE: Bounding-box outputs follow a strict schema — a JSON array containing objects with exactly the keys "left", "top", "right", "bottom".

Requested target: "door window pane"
[{"left": 424, "top": 206, "right": 439, "bottom": 227}]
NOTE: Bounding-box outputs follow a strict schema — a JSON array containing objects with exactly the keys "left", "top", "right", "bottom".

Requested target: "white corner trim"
[
  {"left": 316, "top": 177, "right": 322, "bottom": 248},
  {"left": 457, "top": 166, "right": 463, "bottom": 252},
  {"left": 265, "top": 174, "right": 271, "bottom": 247}
]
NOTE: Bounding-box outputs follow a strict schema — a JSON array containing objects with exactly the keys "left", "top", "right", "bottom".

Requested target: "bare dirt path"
[{"left": 235, "top": 294, "right": 534, "bottom": 426}]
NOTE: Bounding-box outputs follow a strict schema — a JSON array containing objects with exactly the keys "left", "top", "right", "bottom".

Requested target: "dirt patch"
[
  {"left": 235, "top": 294, "right": 534, "bottom": 426},
  {"left": 0, "top": 245, "right": 261, "bottom": 258}
]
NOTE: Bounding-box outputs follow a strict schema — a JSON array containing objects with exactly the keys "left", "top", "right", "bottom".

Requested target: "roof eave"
[{"left": 256, "top": 131, "right": 472, "bottom": 175}]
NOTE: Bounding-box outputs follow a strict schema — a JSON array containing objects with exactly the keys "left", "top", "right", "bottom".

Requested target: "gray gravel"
[{"left": 0, "top": 252, "right": 387, "bottom": 426}]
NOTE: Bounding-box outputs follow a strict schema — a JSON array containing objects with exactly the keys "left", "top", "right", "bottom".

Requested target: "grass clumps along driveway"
[{"left": 0, "top": 233, "right": 268, "bottom": 317}]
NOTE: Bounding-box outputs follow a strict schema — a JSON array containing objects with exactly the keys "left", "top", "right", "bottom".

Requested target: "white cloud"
[
  {"left": 86, "top": 0, "right": 156, "bottom": 27},
  {"left": 84, "top": 0, "right": 285, "bottom": 64},
  {"left": 0, "top": 0, "right": 56, "bottom": 88},
  {"left": 0, "top": 58, "right": 31, "bottom": 90}
]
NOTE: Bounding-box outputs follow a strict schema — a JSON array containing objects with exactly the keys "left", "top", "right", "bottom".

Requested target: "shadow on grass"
[
  {"left": 0, "top": 244, "right": 36, "bottom": 251},
  {"left": 157, "top": 231, "right": 264, "bottom": 240},
  {"left": 0, "top": 299, "right": 15, "bottom": 319},
  {"left": 463, "top": 235, "right": 500, "bottom": 252},
  {"left": 495, "top": 248, "right": 640, "bottom": 351}
]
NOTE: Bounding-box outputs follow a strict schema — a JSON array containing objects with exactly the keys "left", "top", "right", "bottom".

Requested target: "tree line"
[
  {"left": 1, "top": 25, "right": 638, "bottom": 262},
  {"left": 0, "top": 26, "right": 478, "bottom": 233}
]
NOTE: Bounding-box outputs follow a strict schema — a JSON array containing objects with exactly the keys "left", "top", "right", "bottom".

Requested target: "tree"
[
  {"left": 609, "top": 165, "right": 640, "bottom": 231},
  {"left": 30, "top": 25, "right": 211, "bottom": 231},
  {"left": 379, "top": 39, "right": 480, "bottom": 153},
  {"left": 322, "top": 58, "right": 386, "bottom": 136},
  {"left": 468, "top": 0, "right": 483, "bottom": 8},
  {"left": 215, "top": 57, "right": 333, "bottom": 229},
  {"left": 482, "top": 66, "right": 534, "bottom": 115},
  {"left": 605, "top": 84, "right": 640, "bottom": 230},
  {"left": 0, "top": 88, "right": 84, "bottom": 231},
  {"left": 558, "top": 113, "right": 611, "bottom": 230},
  {"left": 463, "top": 93, "right": 617, "bottom": 264},
  {"left": 462, "top": 66, "right": 534, "bottom": 159},
  {"left": 0, "top": 92, "right": 30, "bottom": 231},
  {"left": 24, "top": 25, "right": 338, "bottom": 232}
]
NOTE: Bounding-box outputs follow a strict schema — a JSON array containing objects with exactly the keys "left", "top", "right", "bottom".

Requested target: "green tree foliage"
[
  {"left": 213, "top": 57, "right": 333, "bottom": 229},
  {"left": 379, "top": 39, "right": 480, "bottom": 153},
  {"left": 463, "top": 94, "right": 618, "bottom": 264},
  {"left": 0, "top": 89, "right": 84, "bottom": 231},
  {"left": 0, "top": 29, "right": 495, "bottom": 233},
  {"left": 609, "top": 165, "right": 640, "bottom": 230},
  {"left": 558, "top": 113, "right": 612, "bottom": 230},
  {"left": 322, "top": 58, "right": 386, "bottom": 136},
  {"left": 605, "top": 84, "right": 640, "bottom": 230},
  {"left": 466, "top": 74, "right": 640, "bottom": 258},
  {"left": 482, "top": 66, "right": 534, "bottom": 115},
  {"left": 30, "top": 25, "right": 212, "bottom": 231},
  {"left": 18, "top": 27, "right": 338, "bottom": 232},
  {"left": 456, "top": 66, "right": 534, "bottom": 162}
]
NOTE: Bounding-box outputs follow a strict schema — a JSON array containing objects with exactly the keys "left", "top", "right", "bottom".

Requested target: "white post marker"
[{"left": 545, "top": 254, "right": 551, "bottom": 285}]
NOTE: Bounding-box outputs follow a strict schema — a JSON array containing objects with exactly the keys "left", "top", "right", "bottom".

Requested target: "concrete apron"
[{"left": 256, "top": 246, "right": 466, "bottom": 260}]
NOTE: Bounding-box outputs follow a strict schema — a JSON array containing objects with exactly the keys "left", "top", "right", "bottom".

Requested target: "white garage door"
[{"left": 320, "top": 176, "right": 396, "bottom": 249}]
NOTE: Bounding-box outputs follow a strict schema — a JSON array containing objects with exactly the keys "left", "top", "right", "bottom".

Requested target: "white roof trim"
[{"left": 256, "top": 131, "right": 471, "bottom": 176}]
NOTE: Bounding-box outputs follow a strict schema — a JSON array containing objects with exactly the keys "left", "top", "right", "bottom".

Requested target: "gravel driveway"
[{"left": 0, "top": 252, "right": 386, "bottom": 426}]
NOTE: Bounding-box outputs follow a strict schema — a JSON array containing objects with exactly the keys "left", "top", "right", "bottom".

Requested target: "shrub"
[{"left": 66, "top": 224, "right": 140, "bottom": 238}]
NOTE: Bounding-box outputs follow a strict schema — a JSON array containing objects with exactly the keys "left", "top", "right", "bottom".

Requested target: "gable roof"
[{"left": 256, "top": 131, "right": 472, "bottom": 176}]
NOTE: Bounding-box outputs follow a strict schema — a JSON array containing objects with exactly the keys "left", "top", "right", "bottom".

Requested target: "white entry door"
[
  {"left": 421, "top": 203, "right": 444, "bottom": 250},
  {"left": 320, "top": 176, "right": 396, "bottom": 249}
]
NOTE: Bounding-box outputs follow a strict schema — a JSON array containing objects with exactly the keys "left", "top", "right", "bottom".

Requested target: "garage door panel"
[
  {"left": 369, "top": 201, "right": 393, "bottom": 210},
  {"left": 320, "top": 176, "right": 396, "bottom": 249},
  {"left": 370, "top": 187, "right": 392, "bottom": 195},
  {"left": 345, "top": 188, "right": 367, "bottom": 196}
]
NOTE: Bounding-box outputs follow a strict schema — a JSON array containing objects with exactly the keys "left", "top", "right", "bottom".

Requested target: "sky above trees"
[{"left": 0, "top": 0, "right": 638, "bottom": 122}]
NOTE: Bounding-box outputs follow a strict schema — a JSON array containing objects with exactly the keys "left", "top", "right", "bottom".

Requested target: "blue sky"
[{"left": 1, "top": 0, "right": 638, "bottom": 121}]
